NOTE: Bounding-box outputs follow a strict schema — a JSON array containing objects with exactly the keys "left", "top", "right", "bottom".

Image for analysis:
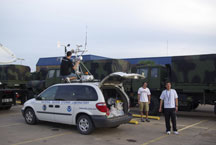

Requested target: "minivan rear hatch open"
[
  {"left": 99, "top": 72, "right": 144, "bottom": 87},
  {"left": 99, "top": 72, "right": 144, "bottom": 118}
]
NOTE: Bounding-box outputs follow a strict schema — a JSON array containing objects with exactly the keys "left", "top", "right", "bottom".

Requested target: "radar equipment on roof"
[
  {"left": 0, "top": 44, "right": 24, "bottom": 64},
  {"left": 58, "top": 28, "right": 94, "bottom": 82}
]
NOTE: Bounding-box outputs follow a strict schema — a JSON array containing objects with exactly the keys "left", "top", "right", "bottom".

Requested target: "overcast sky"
[{"left": 0, "top": 0, "right": 216, "bottom": 71}]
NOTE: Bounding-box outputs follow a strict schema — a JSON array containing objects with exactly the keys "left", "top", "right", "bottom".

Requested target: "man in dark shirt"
[{"left": 60, "top": 51, "right": 80, "bottom": 82}]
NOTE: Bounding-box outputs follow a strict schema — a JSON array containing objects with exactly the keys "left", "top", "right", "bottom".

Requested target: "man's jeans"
[{"left": 164, "top": 108, "right": 177, "bottom": 132}]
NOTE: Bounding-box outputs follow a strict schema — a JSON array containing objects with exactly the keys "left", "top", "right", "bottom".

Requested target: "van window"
[
  {"left": 55, "top": 86, "right": 77, "bottom": 101},
  {"left": 55, "top": 85, "right": 98, "bottom": 101},
  {"left": 75, "top": 86, "right": 98, "bottom": 101},
  {"left": 39, "top": 86, "right": 58, "bottom": 100},
  {"left": 151, "top": 68, "right": 158, "bottom": 78},
  {"left": 137, "top": 68, "right": 148, "bottom": 78}
]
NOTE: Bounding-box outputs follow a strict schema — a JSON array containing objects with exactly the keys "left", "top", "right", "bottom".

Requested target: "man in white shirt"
[
  {"left": 159, "top": 82, "right": 179, "bottom": 135},
  {"left": 138, "top": 82, "right": 151, "bottom": 122}
]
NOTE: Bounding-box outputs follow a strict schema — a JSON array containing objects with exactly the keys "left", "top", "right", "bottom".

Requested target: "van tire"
[
  {"left": 77, "top": 115, "right": 95, "bottom": 135},
  {"left": 24, "top": 108, "right": 37, "bottom": 125}
]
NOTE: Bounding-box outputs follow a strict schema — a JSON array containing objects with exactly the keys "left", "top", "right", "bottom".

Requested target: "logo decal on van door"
[
  {"left": 42, "top": 105, "right": 47, "bottom": 111},
  {"left": 67, "top": 106, "right": 72, "bottom": 112}
]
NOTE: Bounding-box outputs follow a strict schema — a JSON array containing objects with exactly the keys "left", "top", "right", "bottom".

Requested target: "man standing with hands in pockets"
[
  {"left": 159, "top": 81, "right": 179, "bottom": 135},
  {"left": 138, "top": 82, "right": 151, "bottom": 122}
]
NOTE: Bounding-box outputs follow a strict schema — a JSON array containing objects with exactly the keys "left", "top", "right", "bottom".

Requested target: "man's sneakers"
[
  {"left": 141, "top": 118, "right": 150, "bottom": 122},
  {"left": 174, "top": 131, "right": 179, "bottom": 135},
  {"left": 166, "top": 131, "right": 179, "bottom": 135}
]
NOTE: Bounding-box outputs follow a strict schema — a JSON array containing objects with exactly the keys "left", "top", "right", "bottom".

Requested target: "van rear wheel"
[{"left": 77, "top": 115, "right": 95, "bottom": 135}]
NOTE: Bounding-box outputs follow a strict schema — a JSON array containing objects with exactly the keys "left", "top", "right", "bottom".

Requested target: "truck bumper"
[{"left": 91, "top": 114, "right": 132, "bottom": 128}]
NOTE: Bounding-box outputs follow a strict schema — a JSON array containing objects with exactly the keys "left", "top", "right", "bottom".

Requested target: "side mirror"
[{"left": 36, "top": 96, "right": 42, "bottom": 100}]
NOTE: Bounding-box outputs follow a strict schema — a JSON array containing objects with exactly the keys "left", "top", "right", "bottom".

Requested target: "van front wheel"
[
  {"left": 24, "top": 108, "right": 37, "bottom": 125},
  {"left": 77, "top": 115, "right": 95, "bottom": 135}
]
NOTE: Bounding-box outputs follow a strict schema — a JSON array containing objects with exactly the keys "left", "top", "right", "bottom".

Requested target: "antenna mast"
[{"left": 85, "top": 25, "right": 88, "bottom": 50}]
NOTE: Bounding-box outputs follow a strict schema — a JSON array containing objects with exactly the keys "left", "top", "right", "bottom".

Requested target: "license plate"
[{"left": 2, "top": 98, "right": 13, "bottom": 103}]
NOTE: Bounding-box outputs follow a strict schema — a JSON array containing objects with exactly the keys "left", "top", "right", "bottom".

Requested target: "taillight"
[
  {"left": 96, "top": 102, "right": 109, "bottom": 115},
  {"left": 106, "top": 108, "right": 110, "bottom": 116},
  {"left": 15, "top": 93, "right": 20, "bottom": 98}
]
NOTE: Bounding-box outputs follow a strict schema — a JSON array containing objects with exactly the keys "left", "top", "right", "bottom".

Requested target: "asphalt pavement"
[{"left": 0, "top": 105, "right": 215, "bottom": 145}]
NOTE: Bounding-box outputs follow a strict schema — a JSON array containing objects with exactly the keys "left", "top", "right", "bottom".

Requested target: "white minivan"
[{"left": 22, "top": 72, "right": 143, "bottom": 134}]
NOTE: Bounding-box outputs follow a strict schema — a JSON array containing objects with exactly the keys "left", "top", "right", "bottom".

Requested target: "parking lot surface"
[{"left": 0, "top": 105, "right": 215, "bottom": 145}]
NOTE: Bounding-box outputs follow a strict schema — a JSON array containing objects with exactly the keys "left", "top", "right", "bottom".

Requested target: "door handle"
[
  {"left": 49, "top": 105, "right": 53, "bottom": 108},
  {"left": 55, "top": 105, "right": 60, "bottom": 108}
]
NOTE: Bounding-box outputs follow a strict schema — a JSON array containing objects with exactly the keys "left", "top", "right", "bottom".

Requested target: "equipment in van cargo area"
[
  {"left": 107, "top": 98, "right": 116, "bottom": 106},
  {"left": 107, "top": 98, "right": 124, "bottom": 118},
  {"left": 102, "top": 86, "right": 129, "bottom": 114}
]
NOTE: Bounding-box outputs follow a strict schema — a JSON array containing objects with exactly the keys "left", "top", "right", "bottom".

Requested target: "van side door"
[
  {"left": 54, "top": 85, "right": 76, "bottom": 124},
  {"left": 34, "top": 86, "right": 58, "bottom": 122}
]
